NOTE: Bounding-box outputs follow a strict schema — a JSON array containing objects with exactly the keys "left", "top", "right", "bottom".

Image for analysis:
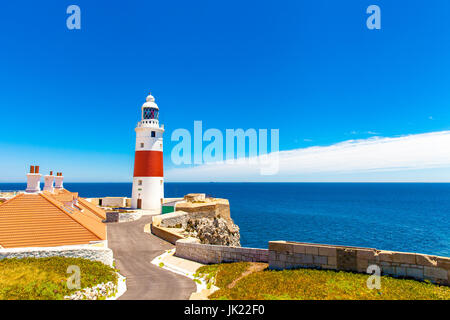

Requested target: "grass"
[
  {"left": 196, "top": 263, "right": 450, "bottom": 300},
  {"left": 196, "top": 262, "right": 249, "bottom": 288},
  {"left": 0, "top": 257, "right": 118, "bottom": 300}
]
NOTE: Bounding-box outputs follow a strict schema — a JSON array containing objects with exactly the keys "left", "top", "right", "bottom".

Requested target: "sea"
[{"left": 1, "top": 182, "right": 449, "bottom": 257}]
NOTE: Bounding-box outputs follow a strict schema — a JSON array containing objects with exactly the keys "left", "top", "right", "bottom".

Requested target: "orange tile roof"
[
  {"left": 48, "top": 189, "right": 78, "bottom": 202},
  {"left": 47, "top": 189, "right": 106, "bottom": 220},
  {"left": 0, "top": 190, "right": 107, "bottom": 249},
  {"left": 76, "top": 197, "right": 107, "bottom": 220}
]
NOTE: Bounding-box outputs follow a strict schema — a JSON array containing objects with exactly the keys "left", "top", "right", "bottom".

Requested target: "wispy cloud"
[
  {"left": 166, "top": 131, "right": 450, "bottom": 182},
  {"left": 350, "top": 130, "right": 379, "bottom": 135}
]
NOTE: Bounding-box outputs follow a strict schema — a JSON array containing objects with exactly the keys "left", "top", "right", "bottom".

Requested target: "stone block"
[
  {"left": 293, "top": 244, "right": 306, "bottom": 254},
  {"left": 395, "top": 267, "right": 407, "bottom": 277},
  {"left": 392, "top": 252, "right": 416, "bottom": 264},
  {"left": 304, "top": 246, "right": 319, "bottom": 255},
  {"left": 356, "top": 259, "right": 369, "bottom": 272},
  {"left": 406, "top": 267, "right": 423, "bottom": 279},
  {"left": 303, "top": 254, "right": 314, "bottom": 264},
  {"left": 327, "top": 256, "right": 337, "bottom": 266},
  {"left": 415, "top": 254, "right": 438, "bottom": 267},
  {"left": 269, "top": 241, "right": 292, "bottom": 253},
  {"left": 436, "top": 256, "right": 450, "bottom": 269},
  {"left": 336, "top": 248, "right": 357, "bottom": 272},
  {"left": 286, "top": 255, "right": 295, "bottom": 263},
  {"left": 356, "top": 249, "right": 377, "bottom": 260},
  {"left": 424, "top": 267, "right": 448, "bottom": 280},
  {"left": 382, "top": 266, "right": 395, "bottom": 276},
  {"left": 318, "top": 246, "right": 337, "bottom": 257},
  {"left": 313, "top": 255, "right": 327, "bottom": 265},
  {"left": 377, "top": 251, "right": 394, "bottom": 262}
]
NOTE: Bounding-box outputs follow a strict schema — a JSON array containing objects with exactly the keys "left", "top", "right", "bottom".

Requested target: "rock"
[
  {"left": 64, "top": 281, "right": 117, "bottom": 300},
  {"left": 185, "top": 217, "right": 241, "bottom": 247}
]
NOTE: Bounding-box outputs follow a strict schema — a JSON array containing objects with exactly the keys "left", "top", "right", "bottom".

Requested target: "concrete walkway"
[{"left": 107, "top": 216, "right": 196, "bottom": 300}]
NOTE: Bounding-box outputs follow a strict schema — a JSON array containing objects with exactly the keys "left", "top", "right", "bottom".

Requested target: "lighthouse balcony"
[{"left": 137, "top": 121, "right": 164, "bottom": 129}]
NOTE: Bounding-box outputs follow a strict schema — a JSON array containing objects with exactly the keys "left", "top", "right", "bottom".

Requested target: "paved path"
[{"left": 107, "top": 216, "right": 196, "bottom": 300}]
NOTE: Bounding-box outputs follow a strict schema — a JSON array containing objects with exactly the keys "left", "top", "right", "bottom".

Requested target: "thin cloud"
[{"left": 166, "top": 131, "right": 450, "bottom": 182}]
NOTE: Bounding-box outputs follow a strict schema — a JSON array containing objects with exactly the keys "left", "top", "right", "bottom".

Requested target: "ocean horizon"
[{"left": 1, "top": 182, "right": 449, "bottom": 257}]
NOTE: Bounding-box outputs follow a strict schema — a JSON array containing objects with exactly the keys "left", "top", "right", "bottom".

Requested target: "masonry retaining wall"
[
  {"left": 269, "top": 241, "right": 450, "bottom": 286},
  {"left": 105, "top": 212, "right": 119, "bottom": 223},
  {"left": 175, "top": 238, "right": 268, "bottom": 264},
  {"left": 151, "top": 224, "right": 184, "bottom": 245},
  {"left": 0, "top": 245, "right": 114, "bottom": 266},
  {"left": 118, "top": 211, "right": 142, "bottom": 223},
  {"left": 158, "top": 211, "right": 193, "bottom": 228}
]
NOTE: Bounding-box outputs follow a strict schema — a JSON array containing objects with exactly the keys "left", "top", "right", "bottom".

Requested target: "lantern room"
[{"left": 141, "top": 93, "right": 159, "bottom": 120}]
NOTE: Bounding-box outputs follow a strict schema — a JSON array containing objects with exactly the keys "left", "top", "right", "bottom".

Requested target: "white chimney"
[
  {"left": 43, "top": 171, "right": 55, "bottom": 192},
  {"left": 54, "top": 172, "right": 64, "bottom": 189},
  {"left": 26, "top": 165, "right": 42, "bottom": 193}
]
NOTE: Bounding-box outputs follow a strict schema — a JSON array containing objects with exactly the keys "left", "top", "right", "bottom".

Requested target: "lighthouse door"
[{"left": 137, "top": 198, "right": 142, "bottom": 209}]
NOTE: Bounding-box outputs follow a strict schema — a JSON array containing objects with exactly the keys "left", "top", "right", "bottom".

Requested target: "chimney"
[
  {"left": 55, "top": 172, "right": 64, "bottom": 189},
  {"left": 26, "top": 165, "right": 42, "bottom": 193},
  {"left": 43, "top": 170, "right": 55, "bottom": 193}
]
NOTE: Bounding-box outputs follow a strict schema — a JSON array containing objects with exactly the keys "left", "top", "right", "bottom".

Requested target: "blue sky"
[{"left": 1, "top": 1, "right": 450, "bottom": 182}]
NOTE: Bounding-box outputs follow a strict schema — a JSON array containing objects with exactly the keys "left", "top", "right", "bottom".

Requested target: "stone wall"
[
  {"left": 105, "top": 211, "right": 119, "bottom": 223},
  {"left": 175, "top": 238, "right": 268, "bottom": 264},
  {"left": 151, "top": 224, "right": 184, "bottom": 245},
  {"left": 158, "top": 211, "right": 192, "bottom": 228},
  {"left": 269, "top": 241, "right": 450, "bottom": 286},
  {"left": 175, "top": 198, "right": 231, "bottom": 222},
  {"left": 102, "top": 197, "right": 127, "bottom": 207},
  {"left": 86, "top": 197, "right": 131, "bottom": 208},
  {"left": 0, "top": 245, "right": 114, "bottom": 266},
  {"left": 105, "top": 211, "right": 141, "bottom": 223},
  {"left": 157, "top": 209, "right": 228, "bottom": 229},
  {"left": 118, "top": 211, "right": 142, "bottom": 223}
]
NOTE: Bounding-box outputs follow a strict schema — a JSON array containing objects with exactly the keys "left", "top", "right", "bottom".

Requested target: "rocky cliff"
[
  {"left": 156, "top": 194, "right": 241, "bottom": 247},
  {"left": 185, "top": 217, "right": 241, "bottom": 247}
]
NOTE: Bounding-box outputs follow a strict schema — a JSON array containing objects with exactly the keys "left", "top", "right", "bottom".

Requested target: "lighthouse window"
[
  {"left": 151, "top": 131, "right": 155, "bottom": 137},
  {"left": 140, "top": 143, "right": 144, "bottom": 148},
  {"left": 143, "top": 107, "right": 159, "bottom": 120},
  {"left": 138, "top": 180, "right": 142, "bottom": 186}
]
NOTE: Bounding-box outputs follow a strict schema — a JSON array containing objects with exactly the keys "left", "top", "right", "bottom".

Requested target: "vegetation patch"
[
  {"left": 197, "top": 263, "right": 450, "bottom": 300},
  {"left": 196, "top": 262, "right": 250, "bottom": 289},
  {"left": 0, "top": 257, "right": 118, "bottom": 300}
]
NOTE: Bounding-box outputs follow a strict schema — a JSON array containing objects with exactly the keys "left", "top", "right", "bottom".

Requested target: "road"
[{"left": 107, "top": 216, "right": 196, "bottom": 300}]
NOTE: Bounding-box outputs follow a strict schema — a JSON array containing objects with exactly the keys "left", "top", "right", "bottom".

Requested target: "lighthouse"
[{"left": 131, "top": 93, "right": 164, "bottom": 212}]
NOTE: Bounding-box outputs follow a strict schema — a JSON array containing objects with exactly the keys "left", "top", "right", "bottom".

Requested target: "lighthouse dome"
[
  {"left": 142, "top": 101, "right": 159, "bottom": 109},
  {"left": 142, "top": 94, "right": 159, "bottom": 110}
]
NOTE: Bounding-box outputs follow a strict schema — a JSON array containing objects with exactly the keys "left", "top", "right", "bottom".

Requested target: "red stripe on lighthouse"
[{"left": 133, "top": 151, "right": 164, "bottom": 177}]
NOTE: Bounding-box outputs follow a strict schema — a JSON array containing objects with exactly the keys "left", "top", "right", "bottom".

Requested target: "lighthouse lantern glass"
[{"left": 143, "top": 107, "right": 159, "bottom": 120}]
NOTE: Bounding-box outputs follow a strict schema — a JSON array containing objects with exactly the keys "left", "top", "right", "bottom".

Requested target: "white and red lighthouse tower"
[{"left": 131, "top": 93, "right": 164, "bottom": 212}]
